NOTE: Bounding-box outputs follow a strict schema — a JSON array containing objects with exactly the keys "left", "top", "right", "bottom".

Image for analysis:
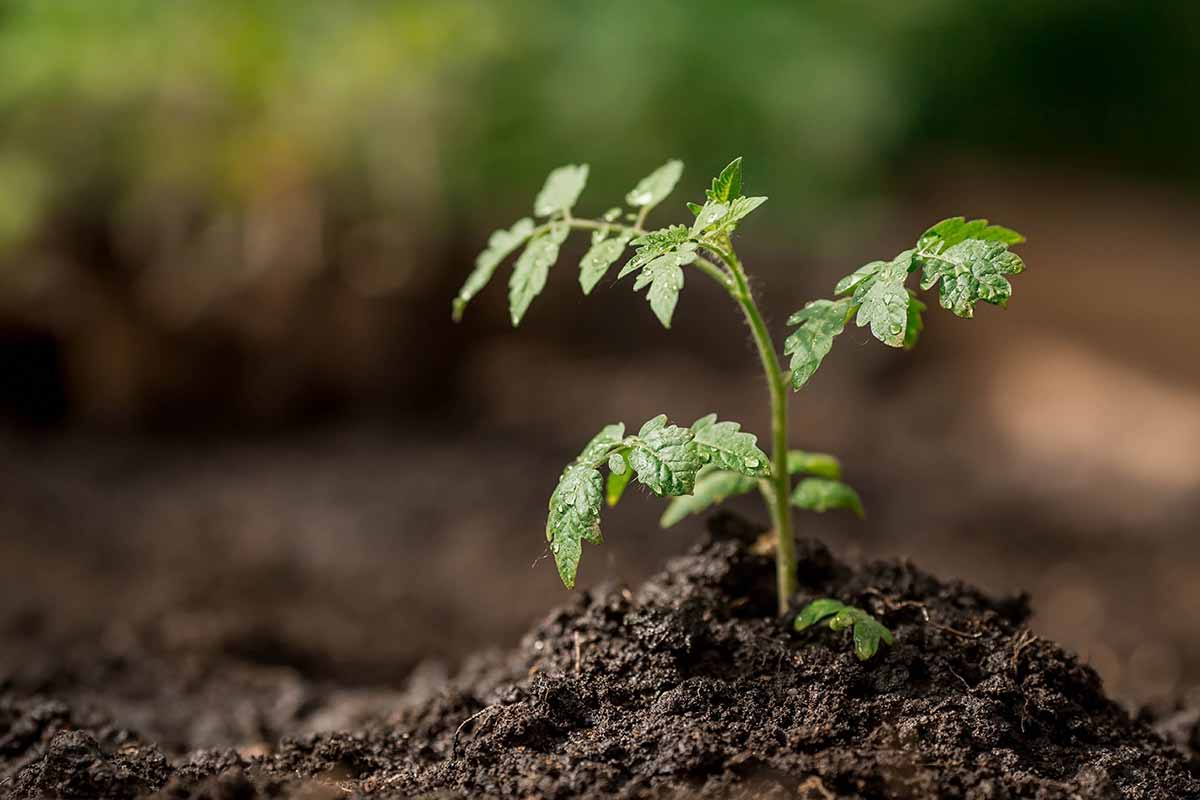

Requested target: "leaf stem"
[{"left": 716, "top": 244, "right": 796, "bottom": 615}]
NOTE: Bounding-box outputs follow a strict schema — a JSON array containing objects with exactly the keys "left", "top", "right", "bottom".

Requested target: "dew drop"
[{"left": 744, "top": 457, "right": 760, "bottom": 469}]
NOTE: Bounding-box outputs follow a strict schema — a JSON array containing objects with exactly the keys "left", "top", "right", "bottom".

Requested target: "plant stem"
[
  {"left": 563, "top": 218, "right": 793, "bottom": 612},
  {"left": 718, "top": 247, "right": 795, "bottom": 615}
]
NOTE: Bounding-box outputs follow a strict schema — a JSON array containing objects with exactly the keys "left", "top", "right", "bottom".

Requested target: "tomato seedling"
[{"left": 454, "top": 158, "right": 1026, "bottom": 659}]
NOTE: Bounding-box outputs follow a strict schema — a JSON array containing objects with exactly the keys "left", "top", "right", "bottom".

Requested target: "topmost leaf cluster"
[{"left": 452, "top": 157, "right": 768, "bottom": 329}]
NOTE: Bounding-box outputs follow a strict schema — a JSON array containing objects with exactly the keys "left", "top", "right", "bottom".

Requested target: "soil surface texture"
[{"left": 3, "top": 514, "right": 1198, "bottom": 799}]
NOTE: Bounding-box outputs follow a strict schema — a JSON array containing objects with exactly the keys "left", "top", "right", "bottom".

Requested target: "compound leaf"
[
  {"left": 453, "top": 217, "right": 535, "bottom": 321},
  {"left": 790, "top": 478, "right": 864, "bottom": 517},
  {"left": 918, "top": 239, "right": 1025, "bottom": 318},
  {"left": 508, "top": 223, "right": 569, "bottom": 325},
  {"left": 854, "top": 251, "right": 912, "bottom": 347},
  {"left": 690, "top": 413, "right": 769, "bottom": 477},
  {"left": 619, "top": 225, "right": 692, "bottom": 279},
  {"left": 787, "top": 450, "right": 842, "bottom": 480},
  {"left": 785, "top": 298, "right": 853, "bottom": 389},
  {"left": 626, "top": 160, "right": 684, "bottom": 211},
  {"left": 627, "top": 416, "right": 701, "bottom": 496},
  {"left": 546, "top": 463, "right": 604, "bottom": 589},
  {"left": 579, "top": 233, "right": 632, "bottom": 295},
  {"left": 706, "top": 157, "right": 743, "bottom": 203},
  {"left": 660, "top": 469, "right": 756, "bottom": 528},
  {"left": 534, "top": 164, "right": 589, "bottom": 217},
  {"left": 917, "top": 216, "right": 1024, "bottom": 255},
  {"left": 633, "top": 250, "right": 694, "bottom": 328}
]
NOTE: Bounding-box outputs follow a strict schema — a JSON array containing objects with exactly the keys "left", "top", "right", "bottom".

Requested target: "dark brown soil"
[{"left": 3, "top": 514, "right": 1197, "bottom": 799}]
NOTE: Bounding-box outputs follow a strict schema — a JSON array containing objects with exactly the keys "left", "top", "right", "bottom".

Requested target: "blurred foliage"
[{"left": 0, "top": 0, "right": 1195, "bottom": 424}]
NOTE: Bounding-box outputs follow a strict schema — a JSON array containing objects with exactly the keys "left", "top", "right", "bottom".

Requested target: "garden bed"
[{"left": 3, "top": 513, "right": 1197, "bottom": 799}]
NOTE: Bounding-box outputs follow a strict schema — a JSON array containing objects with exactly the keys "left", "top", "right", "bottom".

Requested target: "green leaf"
[
  {"left": 918, "top": 239, "right": 1025, "bottom": 319},
  {"left": 796, "top": 600, "right": 894, "bottom": 661},
  {"left": 618, "top": 225, "right": 692, "bottom": 279},
  {"left": 626, "top": 160, "right": 683, "bottom": 211},
  {"left": 834, "top": 259, "right": 885, "bottom": 299},
  {"left": 784, "top": 298, "right": 852, "bottom": 389},
  {"left": 790, "top": 478, "right": 864, "bottom": 517},
  {"left": 546, "top": 463, "right": 604, "bottom": 589},
  {"left": 794, "top": 599, "right": 848, "bottom": 630},
  {"left": 627, "top": 415, "right": 702, "bottom": 496},
  {"left": 903, "top": 291, "right": 926, "bottom": 350},
  {"left": 508, "top": 223, "right": 569, "bottom": 326},
  {"left": 690, "top": 413, "right": 769, "bottom": 477},
  {"left": 632, "top": 250, "right": 695, "bottom": 328},
  {"left": 605, "top": 452, "right": 633, "bottom": 507},
  {"left": 690, "top": 201, "right": 728, "bottom": 236},
  {"left": 851, "top": 614, "right": 895, "bottom": 661},
  {"left": 706, "top": 157, "right": 743, "bottom": 203},
  {"left": 579, "top": 233, "right": 632, "bottom": 295},
  {"left": 453, "top": 217, "right": 535, "bottom": 321},
  {"left": 787, "top": 450, "right": 842, "bottom": 480},
  {"left": 854, "top": 251, "right": 912, "bottom": 347},
  {"left": 686, "top": 201, "right": 704, "bottom": 216},
  {"left": 917, "top": 216, "right": 1024, "bottom": 255},
  {"left": 710, "top": 196, "right": 767, "bottom": 237},
  {"left": 660, "top": 468, "right": 756, "bottom": 528},
  {"left": 534, "top": 164, "right": 589, "bottom": 217},
  {"left": 577, "top": 422, "right": 626, "bottom": 465}
]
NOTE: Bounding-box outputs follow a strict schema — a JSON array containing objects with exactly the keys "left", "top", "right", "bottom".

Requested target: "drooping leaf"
[
  {"left": 453, "top": 217, "right": 535, "bottom": 321},
  {"left": 706, "top": 157, "right": 743, "bottom": 203},
  {"left": 690, "top": 413, "right": 769, "bottom": 477},
  {"left": 786, "top": 450, "right": 842, "bottom": 480},
  {"left": 917, "top": 216, "right": 1024, "bottom": 255},
  {"left": 508, "top": 223, "right": 569, "bottom": 325},
  {"left": 577, "top": 422, "right": 626, "bottom": 465},
  {"left": 854, "top": 251, "right": 912, "bottom": 347},
  {"left": 605, "top": 452, "right": 633, "bottom": 507},
  {"left": 627, "top": 415, "right": 702, "bottom": 496},
  {"left": 534, "top": 164, "right": 589, "bottom": 217},
  {"left": 618, "top": 225, "right": 692, "bottom": 279},
  {"left": 794, "top": 598, "right": 848, "bottom": 630},
  {"left": 828, "top": 607, "right": 895, "bottom": 661},
  {"left": 790, "top": 478, "right": 864, "bottom": 517},
  {"left": 546, "top": 463, "right": 604, "bottom": 589},
  {"left": 659, "top": 469, "right": 756, "bottom": 528},
  {"left": 796, "top": 600, "right": 894, "bottom": 661},
  {"left": 918, "top": 239, "right": 1025, "bottom": 318},
  {"left": 850, "top": 614, "right": 895, "bottom": 661},
  {"left": 580, "top": 233, "right": 632, "bottom": 295},
  {"left": 690, "top": 201, "right": 729, "bottom": 236},
  {"left": 784, "top": 298, "right": 853, "bottom": 389},
  {"left": 626, "top": 160, "right": 683, "bottom": 211},
  {"left": 632, "top": 250, "right": 694, "bottom": 328},
  {"left": 903, "top": 291, "right": 926, "bottom": 350}
]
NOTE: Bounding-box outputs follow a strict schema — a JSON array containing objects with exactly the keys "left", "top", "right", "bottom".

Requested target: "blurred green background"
[{"left": 2, "top": 0, "right": 1200, "bottom": 719}]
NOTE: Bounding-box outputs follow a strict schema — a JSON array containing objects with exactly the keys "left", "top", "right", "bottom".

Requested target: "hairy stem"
[{"left": 716, "top": 246, "right": 795, "bottom": 615}]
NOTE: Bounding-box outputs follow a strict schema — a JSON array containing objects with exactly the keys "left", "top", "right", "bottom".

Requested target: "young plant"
[{"left": 454, "top": 158, "right": 1026, "bottom": 658}]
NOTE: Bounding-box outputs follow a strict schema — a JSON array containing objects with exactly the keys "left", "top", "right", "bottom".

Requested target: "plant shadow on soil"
[{"left": 3, "top": 513, "right": 1199, "bottom": 799}]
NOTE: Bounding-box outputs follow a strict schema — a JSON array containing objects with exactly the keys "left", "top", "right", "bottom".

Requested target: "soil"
[{"left": 3, "top": 513, "right": 1198, "bottom": 799}]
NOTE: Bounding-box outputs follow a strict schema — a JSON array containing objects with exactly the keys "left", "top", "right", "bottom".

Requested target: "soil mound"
[{"left": 3, "top": 513, "right": 1197, "bottom": 798}]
